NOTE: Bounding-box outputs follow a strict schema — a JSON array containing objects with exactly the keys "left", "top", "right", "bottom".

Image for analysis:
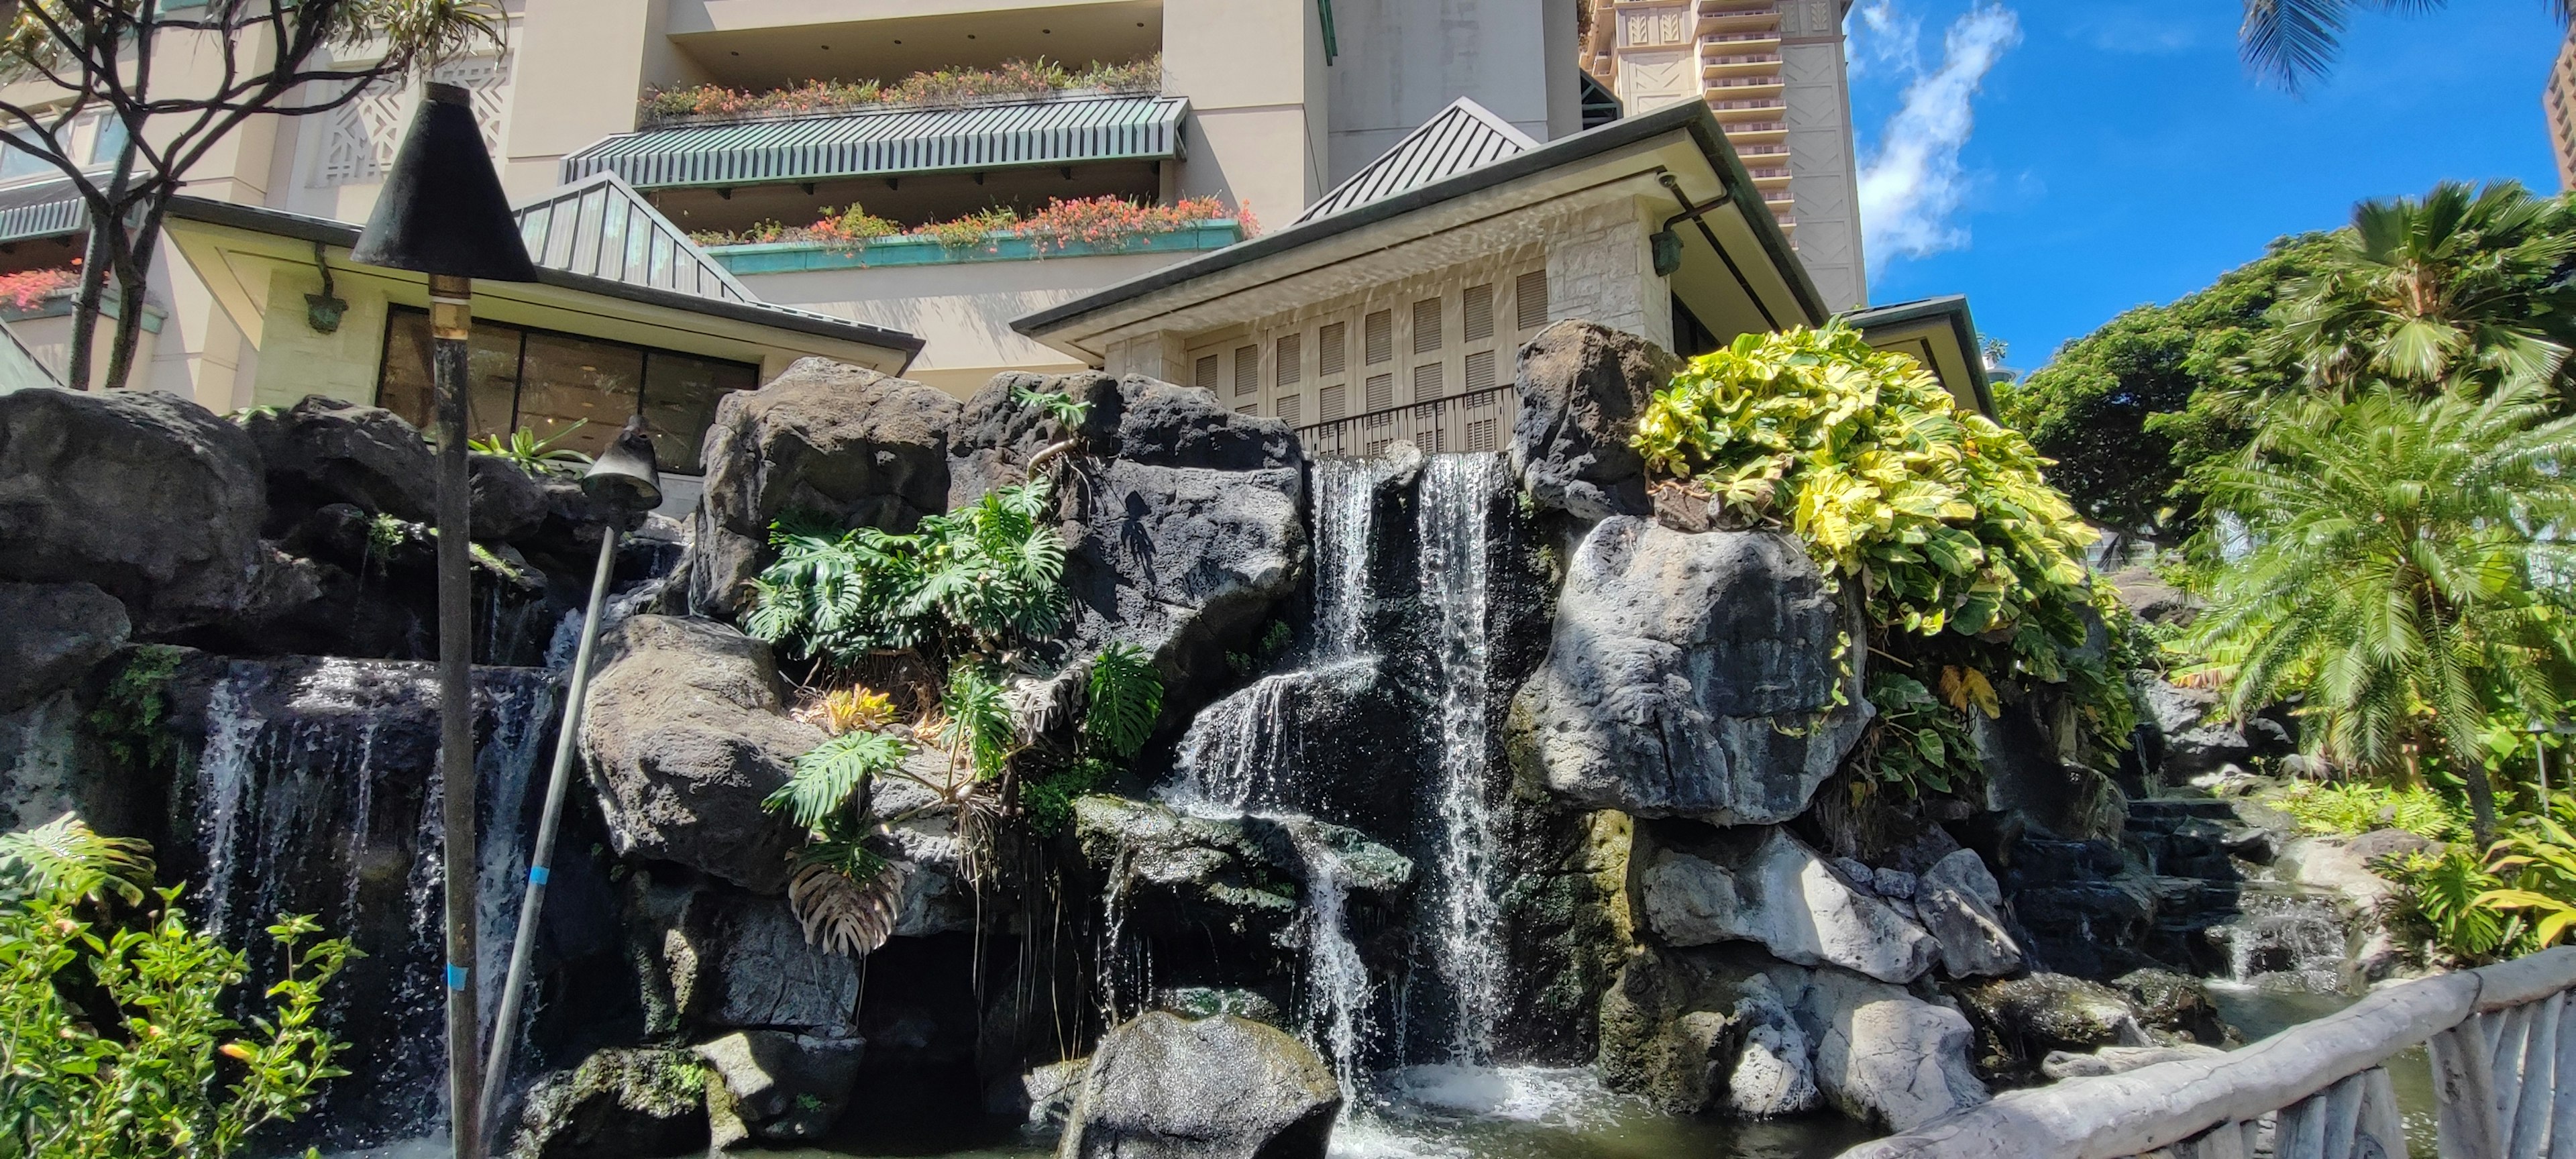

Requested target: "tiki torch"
[{"left": 350, "top": 81, "right": 541, "bottom": 1159}]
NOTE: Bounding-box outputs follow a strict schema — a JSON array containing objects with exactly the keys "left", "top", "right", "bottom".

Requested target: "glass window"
[
  {"left": 642, "top": 351, "right": 755, "bottom": 474},
  {"left": 377, "top": 310, "right": 524, "bottom": 443},
  {"left": 88, "top": 115, "right": 128, "bottom": 167},
  {"left": 0, "top": 132, "right": 50, "bottom": 183},
  {"left": 514, "top": 331, "right": 645, "bottom": 461},
  {"left": 374, "top": 307, "right": 757, "bottom": 475}
]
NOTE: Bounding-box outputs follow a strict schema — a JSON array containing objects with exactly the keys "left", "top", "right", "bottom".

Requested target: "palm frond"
[{"left": 0, "top": 813, "right": 155, "bottom": 905}]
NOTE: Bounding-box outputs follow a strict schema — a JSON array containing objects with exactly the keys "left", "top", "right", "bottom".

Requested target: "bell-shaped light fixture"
[
  {"left": 583, "top": 416, "right": 663, "bottom": 516},
  {"left": 351, "top": 82, "right": 539, "bottom": 281}
]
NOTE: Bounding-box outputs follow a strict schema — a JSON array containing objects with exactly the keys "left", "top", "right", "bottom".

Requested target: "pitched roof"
[
  {"left": 560, "top": 93, "right": 1191, "bottom": 190},
  {"left": 1292, "top": 98, "right": 1538, "bottom": 225},
  {"left": 511, "top": 171, "right": 753, "bottom": 304}
]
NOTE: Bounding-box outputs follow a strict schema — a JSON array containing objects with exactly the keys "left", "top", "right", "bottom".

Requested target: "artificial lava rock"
[
  {"left": 1072, "top": 795, "right": 1412, "bottom": 951},
  {"left": 1049, "top": 374, "right": 1305, "bottom": 713},
  {"left": 241, "top": 394, "right": 438, "bottom": 527},
  {"left": 1634, "top": 822, "right": 1936, "bottom": 985},
  {"left": 579, "top": 615, "right": 817, "bottom": 893},
  {"left": 1915, "top": 848, "right": 2024, "bottom": 979},
  {"left": 0, "top": 581, "right": 128, "bottom": 714},
  {"left": 0, "top": 386, "right": 268, "bottom": 632},
  {"left": 1509, "top": 320, "right": 1684, "bottom": 522},
  {"left": 1955, "top": 973, "right": 2149, "bottom": 1083},
  {"left": 506, "top": 1047, "right": 710, "bottom": 1159},
  {"left": 1057, "top": 1011, "right": 1342, "bottom": 1159},
  {"left": 1509, "top": 518, "right": 1864, "bottom": 826},
  {"left": 688, "top": 357, "right": 960, "bottom": 616},
  {"left": 696, "top": 1029, "right": 865, "bottom": 1147}
]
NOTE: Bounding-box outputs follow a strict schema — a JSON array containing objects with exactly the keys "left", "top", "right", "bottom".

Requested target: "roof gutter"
[{"left": 1657, "top": 171, "right": 1780, "bottom": 333}]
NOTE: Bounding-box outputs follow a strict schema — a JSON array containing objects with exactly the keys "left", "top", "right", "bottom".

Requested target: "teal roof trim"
[{"left": 561, "top": 94, "right": 1191, "bottom": 190}]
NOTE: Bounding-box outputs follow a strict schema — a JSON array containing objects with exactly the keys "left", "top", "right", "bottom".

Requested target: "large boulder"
[
  {"left": 687, "top": 359, "right": 959, "bottom": 616},
  {"left": 1510, "top": 321, "right": 1682, "bottom": 522},
  {"left": 1073, "top": 795, "right": 1411, "bottom": 951},
  {"left": 1971, "top": 707, "right": 2129, "bottom": 843},
  {"left": 1057, "top": 1011, "right": 1341, "bottom": 1159},
  {"left": 1044, "top": 375, "right": 1305, "bottom": 708},
  {"left": 241, "top": 394, "right": 436, "bottom": 525},
  {"left": 1507, "top": 518, "right": 1864, "bottom": 825},
  {"left": 0, "top": 387, "right": 266, "bottom": 632},
  {"left": 1917, "top": 849, "right": 2023, "bottom": 979},
  {"left": 704, "top": 897, "right": 863, "bottom": 1035},
  {"left": 1598, "top": 947, "right": 1984, "bottom": 1129},
  {"left": 0, "top": 582, "right": 128, "bottom": 714},
  {"left": 1636, "top": 822, "right": 1936, "bottom": 985},
  {"left": 506, "top": 1047, "right": 708, "bottom": 1159},
  {"left": 580, "top": 616, "right": 817, "bottom": 893},
  {"left": 696, "top": 1030, "right": 865, "bottom": 1147},
  {"left": 1955, "top": 973, "right": 2147, "bottom": 1082}
]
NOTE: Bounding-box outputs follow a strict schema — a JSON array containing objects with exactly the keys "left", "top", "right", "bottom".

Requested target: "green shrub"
[
  {"left": 0, "top": 815, "right": 352, "bottom": 1158},
  {"left": 2281, "top": 781, "right": 2472, "bottom": 840}
]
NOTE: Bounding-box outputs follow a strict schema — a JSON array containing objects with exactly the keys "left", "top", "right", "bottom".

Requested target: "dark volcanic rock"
[
  {"left": 1509, "top": 321, "right": 1684, "bottom": 522},
  {"left": 1634, "top": 822, "right": 1935, "bottom": 984},
  {"left": 242, "top": 394, "right": 435, "bottom": 526},
  {"left": 1058, "top": 1011, "right": 1341, "bottom": 1159},
  {"left": 1507, "top": 518, "right": 1865, "bottom": 825},
  {"left": 687, "top": 358, "right": 959, "bottom": 616},
  {"left": 469, "top": 452, "right": 553, "bottom": 542},
  {"left": 1955, "top": 973, "right": 2147, "bottom": 1082},
  {"left": 0, "top": 582, "right": 128, "bottom": 714},
  {"left": 506, "top": 1047, "right": 709, "bottom": 1159},
  {"left": 698, "top": 1030, "right": 865, "bottom": 1147},
  {"left": 580, "top": 615, "right": 816, "bottom": 893},
  {"left": 0, "top": 387, "right": 266, "bottom": 632}
]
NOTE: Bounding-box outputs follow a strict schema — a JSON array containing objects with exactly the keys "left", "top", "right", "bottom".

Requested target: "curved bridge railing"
[{"left": 1839, "top": 946, "right": 2576, "bottom": 1159}]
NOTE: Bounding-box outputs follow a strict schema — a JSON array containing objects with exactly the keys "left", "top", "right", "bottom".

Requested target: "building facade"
[
  {"left": 2548, "top": 30, "right": 2576, "bottom": 190},
  {"left": 1577, "top": 0, "right": 1867, "bottom": 312}
]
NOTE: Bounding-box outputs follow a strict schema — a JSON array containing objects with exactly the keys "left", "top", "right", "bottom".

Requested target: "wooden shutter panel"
[
  {"left": 1194, "top": 354, "right": 1219, "bottom": 392},
  {"left": 1463, "top": 284, "right": 1495, "bottom": 343},
  {"left": 1515, "top": 270, "right": 1548, "bottom": 331},
  {"left": 1234, "top": 345, "right": 1258, "bottom": 396},
  {"left": 1319, "top": 322, "right": 1346, "bottom": 376},
  {"left": 1364, "top": 310, "right": 1393, "bottom": 365},
  {"left": 1277, "top": 333, "right": 1303, "bottom": 386},
  {"left": 1412, "top": 296, "right": 1442, "bottom": 354}
]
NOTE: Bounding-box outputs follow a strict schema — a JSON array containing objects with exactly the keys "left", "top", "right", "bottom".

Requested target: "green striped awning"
[
  {"left": 0, "top": 178, "right": 87, "bottom": 244},
  {"left": 560, "top": 94, "right": 1190, "bottom": 190}
]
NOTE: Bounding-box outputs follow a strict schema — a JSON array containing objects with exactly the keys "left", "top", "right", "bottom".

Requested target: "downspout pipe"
[{"left": 1657, "top": 170, "right": 1782, "bottom": 333}]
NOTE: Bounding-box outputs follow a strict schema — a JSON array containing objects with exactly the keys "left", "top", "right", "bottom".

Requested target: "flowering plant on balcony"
[
  {"left": 640, "top": 56, "right": 1162, "bottom": 126},
  {"left": 692, "top": 195, "right": 1250, "bottom": 254},
  {"left": 0, "top": 266, "right": 78, "bottom": 311}
]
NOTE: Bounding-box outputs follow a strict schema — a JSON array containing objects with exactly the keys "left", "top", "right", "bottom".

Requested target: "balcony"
[
  {"left": 1701, "top": 29, "right": 1781, "bottom": 47},
  {"left": 661, "top": 0, "right": 1164, "bottom": 99},
  {"left": 1697, "top": 3, "right": 1781, "bottom": 36},
  {"left": 1706, "top": 74, "right": 1784, "bottom": 95},
  {"left": 1702, "top": 51, "right": 1781, "bottom": 78},
  {"left": 1707, "top": 97, "right": 1787, "bottom": 117},
  {"left": 704, "top": 216, "right": 1241, "bottom": 272},
  {"left": 1747, "top": 166, "right": 1791, "bottom": 184}
]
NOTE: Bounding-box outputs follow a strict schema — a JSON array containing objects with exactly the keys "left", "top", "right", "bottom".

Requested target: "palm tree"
[
  {"left": 2241, "top": 1, "right": 2575, "bottom": 90},
  {"left": 2262, "top": 181, "right": 2576, "bottom": 396},
  {"left": 2183, "top": 379, "right": 2576, "bottom": 841}
]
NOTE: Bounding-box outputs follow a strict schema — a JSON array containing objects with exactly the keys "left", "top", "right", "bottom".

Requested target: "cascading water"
[
  {"left": 189, "top": 656, "right": 558, "bottom": 1150},
  {"left": 1414, "top": 455, "right": 1505, "bottom": 1066}
]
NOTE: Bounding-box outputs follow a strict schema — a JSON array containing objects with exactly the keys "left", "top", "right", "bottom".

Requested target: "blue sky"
[{"left": 1844, "top": 1, "right": 2569, "bottom": 374}]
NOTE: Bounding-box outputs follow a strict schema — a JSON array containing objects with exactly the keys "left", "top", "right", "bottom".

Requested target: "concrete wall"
[
  {"left": 1544, "top": 198, "right": 1670, "bottom": 349},
  {"left": 738, "top": 250, "right": 1194, "bottom": 396},
  {"left": 1780, "top": 0, "right": 1865, "bottom": 313},
  {"left": 247, "top": 267, "right": 395, "bottom": 410},
  {"left": 1326, "top": 0, "right": 1574, "bottom": 183},
  {"left": 1165, "top": 0, "right": 1330, "bottom": 221}
]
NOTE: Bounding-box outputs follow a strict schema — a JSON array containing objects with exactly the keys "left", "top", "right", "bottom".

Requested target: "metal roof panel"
[{"left": 561, "top": 94, "right": 1191, "bottom": 189}]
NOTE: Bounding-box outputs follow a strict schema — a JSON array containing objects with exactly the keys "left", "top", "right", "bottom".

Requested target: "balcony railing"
[
  {"left": 1703, "top": 53, "right": 1782, "bottom": 64},
  {"left": 1723, "top": 121, "right": 1788, "bottom": 133},
  {"left": 1297, "top": 384, "right": 1515, "bottom": 459},
  {"left": 1709, "top": 98, "right": 1787, "bottom": 111},
  {"left": 1702, "top": 30, "right": 1781, "bottom": 44},
  {"left": 1709, "top": 76, "right": 1783, "bottom": 88},
  {"left": 1748, "top": 167, "right": 1790, "bottom": 179}
]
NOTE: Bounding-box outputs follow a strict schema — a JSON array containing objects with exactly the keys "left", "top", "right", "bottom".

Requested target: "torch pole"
[
  {"left": 477, "top": 521, "right": 621, "bottom": 1142},
  {"left": 429, "top": 272, "right": 487, "bottom": 1159}
]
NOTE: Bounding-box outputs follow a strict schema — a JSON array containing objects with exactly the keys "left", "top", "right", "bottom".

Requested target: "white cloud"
[
  {"left": 1856, "top": 3, "right": 2021, "bottom": 274},
  {"left": 1844, "top": 1, "right": 1923, "bottom": 79}
]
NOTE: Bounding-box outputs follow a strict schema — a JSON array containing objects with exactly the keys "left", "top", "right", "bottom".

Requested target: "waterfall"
[
  {"left": 1311, "top": 457, "right": 1391, "bottom": 658},
  {"left": 1416, "top": 455, "right": 1504, "bottom": 1066},
  {"left": 1288, "top": 825, "right": 1377, "bottom": 1112},
  {"left": 1167, "top": 659, "right": 1377, "bottom": 813},
  {"left": 2215, "top": 888, "right": 2355, "bottom": 991},
  {"left": 189, "top": 657, "right": 558, "bottom": 1148}
]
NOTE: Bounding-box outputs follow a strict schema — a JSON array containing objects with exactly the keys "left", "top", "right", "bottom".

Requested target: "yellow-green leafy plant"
[
  {"left": 2280, "top": 781, "right": 2471, "bottom": 840},
  {"left": 2479, "top": 812, "right": 2576, "bottom": 949}
]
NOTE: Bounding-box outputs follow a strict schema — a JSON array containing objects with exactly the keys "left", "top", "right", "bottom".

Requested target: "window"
[
  {"left": 1411, "top": 296, "right": 1442, "bottom": 355},
  {"left": 1365, "top": 372, "right": 1394, "bottom": 411},
  {"left": 1464, "top": 349, "right": 1497, "bottom": 392},
  {"left": 0, "top": 133, "right": 49, "bottom": 183},
  {"left": 1364, "top": 310, "right": 1393, "bottom": 365},
  {"left": 374, "top": 307, "right": 756, "bottom": 476},
  {"left": 1194, "top": 354, "right": 1220, "bottom": 392},
  {"left": 1463, "top": 284, "right": 1495, "bottom": 343},
  {"left": 88, "top": 115, "right": 129, "bottom": 167},
  {"left": 1516, "top": 270, "right": 1549, "bottom": 331},
  {"left": 1318, "top": 322, "right": 1347, "bottom": 376},
  {"left": 1277, "top": 333, "right": 1303, "bottom": 387},
  {"left": 1318, "top": 384, "right": 1346, "bottom": 421},
  {"left": 1413, "top": 362, "right": 1442, "bottom": 401},
  {"left": 1234, "top": 344, "right": 1258, "bottom": 396},
  {"left": 1276, "top": 394, "right": 1302, "bottom": 425}
]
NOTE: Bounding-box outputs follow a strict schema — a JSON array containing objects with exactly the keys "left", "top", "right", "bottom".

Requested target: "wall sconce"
[{"left": 305, "top": 241, "right": 347, "bottom": 334}]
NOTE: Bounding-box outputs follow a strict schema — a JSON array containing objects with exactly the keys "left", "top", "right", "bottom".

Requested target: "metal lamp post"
[
  {"left": 350, "top": 81, "right": 541, "bottom": 1159},
  {"left": 477, "top": 418, "right": 660, "bottom": 1140}
]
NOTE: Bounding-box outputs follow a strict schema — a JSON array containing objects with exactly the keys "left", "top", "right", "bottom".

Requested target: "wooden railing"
[{"left": 1838, "top": 946, "right": 2576, "bottom": 1159}]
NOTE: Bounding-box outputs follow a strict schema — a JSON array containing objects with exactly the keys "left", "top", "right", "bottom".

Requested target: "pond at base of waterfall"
[
  {"left": 755, "top": 1067, "right": 1877, "bottom": 1159},
  {"left": 2205, "top": 982, "right": 2442, "bottom": 1157}
]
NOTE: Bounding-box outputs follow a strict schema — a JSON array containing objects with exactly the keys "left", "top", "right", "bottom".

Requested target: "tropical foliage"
[
  {"left": 639, "top": 56, "right": 1162, "bottom": 124},
  {"left": 1, "top": 815, "right": 352, "bottom": 1158},
  {"left": 468, "top": 421, "right": 594, "bottom": 478},
  {"left": 2239, "top": 1, "right": 2574, "bottom": 91},
  {"left": 691, "top": 195, "right": 1246, "bottom": 252},
  {"left": 2179, "top": 381, "right": 2576, "bottom": 836},
  {"left": 2279, "top": 781, "right": 2471, "bottom": 841},
  {"left": 1633, "top": 321, "right": 2121, "bottom": 795}
]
